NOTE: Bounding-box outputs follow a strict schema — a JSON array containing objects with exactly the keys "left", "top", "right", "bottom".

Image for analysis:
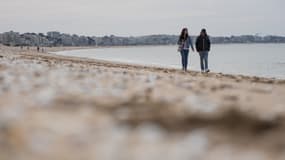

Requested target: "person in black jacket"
[{"left": 195, "top": 29, "right": 211, "bottom": 73}]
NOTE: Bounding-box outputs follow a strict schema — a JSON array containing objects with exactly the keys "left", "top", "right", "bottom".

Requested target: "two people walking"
[{"left": 178, "top": 28, "right": 211, "bottom": 73}]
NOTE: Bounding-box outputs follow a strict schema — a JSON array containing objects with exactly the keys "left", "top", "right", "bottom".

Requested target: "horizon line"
[{"left": 1, "top": 30, "right": 285, "bottom": 38}]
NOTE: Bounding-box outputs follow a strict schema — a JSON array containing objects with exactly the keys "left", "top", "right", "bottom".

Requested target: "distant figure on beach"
[
  {"left": 37, "top": 46, "right": 40, "bottom": 52},
  {"left": 195, "top": 29, "right": 211, "bottom": 73},
  {"left": 177, "top": 28, "right": 194, "bottom": 72}
]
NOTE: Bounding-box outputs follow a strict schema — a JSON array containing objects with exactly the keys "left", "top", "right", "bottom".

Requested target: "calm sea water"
[{"left": 55, "top": 44, "right": 285, "bottom": 79}]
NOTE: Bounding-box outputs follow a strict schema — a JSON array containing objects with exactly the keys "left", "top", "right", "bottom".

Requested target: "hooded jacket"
[{"left": 195, "top": 35, "right": 211, "bottom": 52}]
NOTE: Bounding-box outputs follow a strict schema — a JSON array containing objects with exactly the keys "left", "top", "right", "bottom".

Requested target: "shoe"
[{"left": 205, "top": 69, "right": 210, "bottom": 73}]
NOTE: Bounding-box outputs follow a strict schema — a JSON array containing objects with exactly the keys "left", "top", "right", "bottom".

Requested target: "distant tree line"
[
  {"left": 0, "top": 31, "right": 96, "bottom": 47},
  {"left": 0, "top": 31, "right": 285, "bottom": 47}
]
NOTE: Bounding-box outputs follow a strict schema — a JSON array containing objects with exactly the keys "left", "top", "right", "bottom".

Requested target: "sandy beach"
[{"left": 0, "top": 45, "right": 285, "bottom": 160}]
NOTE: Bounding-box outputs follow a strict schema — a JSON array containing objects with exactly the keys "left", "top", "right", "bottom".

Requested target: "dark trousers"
[
  {"left": 180, "top": 49, "right": 189, "bottom": 71},
  {"left": 199, "top": 51, "right": 209, "bottom": 71}
]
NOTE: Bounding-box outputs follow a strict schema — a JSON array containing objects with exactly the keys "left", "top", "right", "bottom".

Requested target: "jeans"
[
  {"left": 199, "top": 51, "right": 209, "bottom": 71},
  {"left": 180, "top": 49, "right": 189, "bottom": 71}
]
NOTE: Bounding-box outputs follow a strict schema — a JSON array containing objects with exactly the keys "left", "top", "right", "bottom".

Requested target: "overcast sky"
[{"left": 0, "top": 0, "right": 284, "bottom": 36}]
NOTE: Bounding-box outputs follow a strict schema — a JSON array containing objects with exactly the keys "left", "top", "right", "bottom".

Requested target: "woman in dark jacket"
[
  {"left": 178, "top": 28, "right": 194, "bottom": 72},
  {"left": 195, "top": 29, "right": 211, "bottom": 73}
]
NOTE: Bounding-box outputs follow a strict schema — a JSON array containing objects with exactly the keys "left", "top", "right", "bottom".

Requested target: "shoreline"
[
  {"left": 52, "top": 46, "right": 285, "bottom": 81},
  {"left": 0, "top": 46, "right": 285, "bottom": 159},
  {"left": 2, "top": 44, "right": 285, "bottom": 84}
]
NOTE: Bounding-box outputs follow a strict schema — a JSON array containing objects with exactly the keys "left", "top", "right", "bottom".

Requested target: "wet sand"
[{"left": 0, "top": 45, "right": 285, "bottom": 160}]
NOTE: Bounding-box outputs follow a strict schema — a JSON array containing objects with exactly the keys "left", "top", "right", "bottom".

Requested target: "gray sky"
[{"left": 0, "top": 0, "right": 284, "bottom": 36}]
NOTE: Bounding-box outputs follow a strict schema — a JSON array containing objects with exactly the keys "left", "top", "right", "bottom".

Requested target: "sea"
[{"left": 55, "top": 44, "right": 285, "bottom": 79}]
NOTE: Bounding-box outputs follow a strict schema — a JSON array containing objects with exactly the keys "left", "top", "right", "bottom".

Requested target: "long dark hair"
[{"left": 179, "top": 28, "right": 189, "bottom": 43}]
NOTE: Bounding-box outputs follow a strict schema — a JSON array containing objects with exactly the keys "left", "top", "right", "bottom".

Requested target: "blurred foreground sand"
[{"left": 0, "top": 46, "right": 285, "bottom": 160}]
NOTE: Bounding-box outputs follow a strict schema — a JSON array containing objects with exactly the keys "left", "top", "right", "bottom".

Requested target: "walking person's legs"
[
  {"left": 204, "top": 52, "right": 210, "bottom": 72},
  {"left": 181, "top": 50, "right": 189, "bottom": 71},
  {"left": 199, "top": 52, "right": 205, "bottom": 72},
  {"left": 180, "top": 51, "right": 185, "bottom": 70},
  {"left": 184, "top": 50, "right": 189, "bottom": 71}
]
